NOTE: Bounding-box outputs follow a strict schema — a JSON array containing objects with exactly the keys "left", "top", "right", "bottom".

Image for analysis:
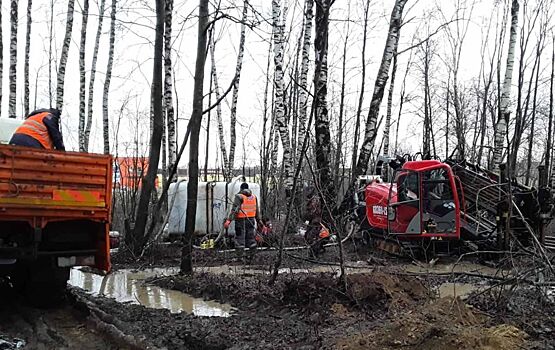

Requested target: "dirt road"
[{"left": 0, "top": 286, "right": 120, "bottom": 350}]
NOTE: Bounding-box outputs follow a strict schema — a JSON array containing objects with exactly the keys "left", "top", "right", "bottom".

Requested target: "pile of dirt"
[
  {"left": 152, "top": 271, "right": 429, "bottom": 315},
  {"left": 336, "top": 297, "right": 528, "bottom": 350},
  {"left": 469, "top": 286, "right": 555, "bottom": 349}
]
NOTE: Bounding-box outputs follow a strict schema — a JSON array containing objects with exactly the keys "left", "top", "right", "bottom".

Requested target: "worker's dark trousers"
[{"left": 234, "top": 218, "right": 256, "bottom": 248}]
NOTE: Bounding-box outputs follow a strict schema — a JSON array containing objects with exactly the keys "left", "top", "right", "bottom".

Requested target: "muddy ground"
[
  {"left": 3, "top": 241, "right": 554, "bottom": 349},
  {"left": 0, "top": 286, "right": 120, "bottom": 350}
]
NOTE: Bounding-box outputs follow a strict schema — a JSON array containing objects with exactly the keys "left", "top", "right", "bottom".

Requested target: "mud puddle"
[
  {"left": 69, "top": 268, "right": 234, "bottom": 316},
  {"left": 437, "top": 282, "right": 479, "bottom": 299}
]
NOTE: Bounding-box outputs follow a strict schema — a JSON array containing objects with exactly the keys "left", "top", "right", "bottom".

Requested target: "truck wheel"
[{"left": 24, "top": 259, "right": 69, "bottom": 307}]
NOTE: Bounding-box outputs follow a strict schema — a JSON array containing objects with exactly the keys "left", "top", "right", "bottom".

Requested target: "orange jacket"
[
  {"left": 237, "top": 194, "right": 257, "bottom": 218},
  {"left": 14, "top": 113, "right": 54, "bottom": 149}
]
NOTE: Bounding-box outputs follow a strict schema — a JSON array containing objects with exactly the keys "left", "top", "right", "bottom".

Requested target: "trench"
[{"left": 69, "top": 268, "right": 235, "bottom": 317}]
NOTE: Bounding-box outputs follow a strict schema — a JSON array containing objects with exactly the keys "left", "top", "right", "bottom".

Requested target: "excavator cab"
[{"left": 387, "top": 161, "right": 461, "bottom": 239}]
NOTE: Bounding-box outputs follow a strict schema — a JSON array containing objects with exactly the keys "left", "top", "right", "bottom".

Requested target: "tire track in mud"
[{"left": 0, "top": 285, "right": 152, "bottom": 350}]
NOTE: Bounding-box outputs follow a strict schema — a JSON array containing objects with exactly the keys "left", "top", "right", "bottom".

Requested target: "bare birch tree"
[
  {"left": 85, "top": 0, "right": 106, "bottom": 152},
  {"left": 296, "top": 0, "right": 313, "bottom": 164},
  {"left": 23, "top": 0, "right": 32, "bottom": 116},
  {"left": 78, "top": 0, "right": 89, "bottom": 151},
  {"left": 313, "top": 0, "right": 334, "bottom": 206},
  {"left": 0, "top": 0, "right": 3, "bottom": 113},
  {"left": 56, "top": 0, "right": 76, "bottom": 111},
  {"left": 272, "top": 0, "right": 293, "bottom": 192},
  {"left": 226, "top": 0, "right": 248, "bottom": 178},
  {"left": 209, "top": 35, "right": 228, "bottom": 171},
  {"left": 355, "top": 0, "right": 407, "bottom": 177},
  {"left": 164, "top": 0, "right": 176, "bottom": 170},
  {"left": 103, "top": 0, "right": 116, "bottom": 154},
  {"left": 8, "top": 0, "right": 18, "bottom": 118},
  {"left": 547, "top": 35, "right": 554, "bottom": 184},
  {"left": 492, "top": 0, "right": 519, "bottom": 169},
  {"left": 351, "top": 0, "right": 371, "bottom": 179}
]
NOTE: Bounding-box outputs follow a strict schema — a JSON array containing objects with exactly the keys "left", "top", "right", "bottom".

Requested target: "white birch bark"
[
  {"left": 383, "top": 44, "right": 398, "bottom": 156},
  {"left": 23, "top": 0, "right": 32, "bottom": 116},
  {"left": 297, "top": 0, "right": 313, "bottom": 162},
  {"left": 102, "top": 0, "right": 116, "bottom": 154},
  {"left": 314, "top": 0, "right": 333, "bottom": 202},
  {"left": 355, "top": 0, "right": 407, "bottom": 177},
  {"left": 85, "top": 0, "right": 106, "bottom": 152},
  {"left": 0, "top": 0, "right": 3, "bottom": 112},
  {"left": 226, "top": 0, "right": 248, "bottom": 178},
  {"left": 8, "top": 0, "right": 18, "bottom": 118},
  {"left": 493, "top": 0, "right": 519, "bottom": 168},
  {"left": 78, "top": 0, "right": 89, "bottom": 151},
  {"left": 56, "top": 0, "right": 76, "bottom": 112},
  {"left": 272, "top": 0, "right": 293, "bottom": 191},
  {"left": 209, "top": 35, "right": 228, "bottom": 170},
  {"left": 164, "top": 0, "right": 176, "bottom": 170}
]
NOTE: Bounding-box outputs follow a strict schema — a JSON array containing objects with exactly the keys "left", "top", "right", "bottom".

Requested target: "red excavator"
[{"left": 351, "top": 155, "right": 554, "bottom": 255}]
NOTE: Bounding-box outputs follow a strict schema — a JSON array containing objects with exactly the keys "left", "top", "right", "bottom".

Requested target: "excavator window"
[{"left": 421, "top": 168, "right": 456, "bottom": 234}]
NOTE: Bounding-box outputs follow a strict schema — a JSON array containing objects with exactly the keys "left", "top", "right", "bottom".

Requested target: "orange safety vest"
[
  {"left": 14, "top": 113, "right": 54, "bottom": 149},
  {"left": 237, "top": 194, "right": 257, "bottom": 219}
]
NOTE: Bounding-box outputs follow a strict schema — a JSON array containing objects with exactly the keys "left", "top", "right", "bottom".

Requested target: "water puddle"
[
  {"left": 0, "top": 336, "right": 25, "bottom": 349},
  {"left": 69, "top": 268, "right": 234, "bottom": 317},
  {"left": 405, "top": 262, "right": 503, "bottom": 277},
  {"left": 437, "top": 282, "right": 479, "bottom": 299}
]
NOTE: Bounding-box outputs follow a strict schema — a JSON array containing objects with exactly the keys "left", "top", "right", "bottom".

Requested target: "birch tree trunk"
[
  {"left": 8, "top": 0, "right": 18, "bottom": 118},
  {"left": 335, "top": 8, "right": 349, "bottom": 189},
  {"left": 547, "top": 36, "right": 554, "bottom": 185},
  {"left": 23, "top": 0, "right": 32, "bottom": 116},
  {"left": 181, "top": 0, "right": 208, "bottom": 274},
  {"left": 355, "top": 0, "right": 407, "bottom": 177},
  {"left": 78, "top": 0, "right": 89, "bottom": 151},
  {"left": 56, "top": 0, "right": 76, "bottom": 112},
  {"left": 525, "top": 51, "right": 540, "bottom": 186},
  {"left": 209, "top": 35, "right": 228, "bottom": 170},
  {"left": 383, "top": 48, "right": 398, "bottom": 156},
  {"left": 313, "top": 0, "right": 334, "bottom": 206},
  {"left": 226, "top": 0, "right": 248, "bottom": 178},
  {"left": 272, "top": 0, "right": 293, "bottom": 191},
  {"left": 492, "top": 0, "right": 519, "bottom": 169},
  {"left": 102, "top": 0, "right": 116, "bottom": 154},
  {"left": 131, "top": 0, "right": 164, "bottom": 256},
  {"left": 85, "top": 0, "right": 106, "bottom": 152},
  {"left": 48, "top": 0, "right": 53, "bottom": 106},
  {"left": 164, "top": 0, "right": 176, "bottom": 171},
  {"left": 297, "top": 0, "right": 313, "bottom": 163},
  {"left": 0, "top": 0, "right": 3, "bottom": 113},
  {"left": 351, "top": 0, "right": 370, "bottom": 179}
]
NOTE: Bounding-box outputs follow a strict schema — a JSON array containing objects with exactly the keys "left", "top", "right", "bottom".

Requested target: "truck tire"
[{"left": 23, "top": 259, "right": 69, "bottom": 307}]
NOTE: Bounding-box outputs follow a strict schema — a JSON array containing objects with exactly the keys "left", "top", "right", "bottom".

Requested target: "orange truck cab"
[{"left": 0, "top": 125, "right": 112, "bottom": 299}]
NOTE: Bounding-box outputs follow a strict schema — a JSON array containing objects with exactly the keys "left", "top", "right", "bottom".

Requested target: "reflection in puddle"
[
  {"left": 0, "top": 336, "right": 25, "bottom": 349},
  {"left": 69, "top": 268, "right": 235, "bottom": 317},
  {"left": 437, "top": 282, "right": 479, "bottom": 299}
]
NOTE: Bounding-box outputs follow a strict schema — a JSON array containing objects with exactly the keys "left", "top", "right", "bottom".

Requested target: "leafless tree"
[
  {"left": 131, "top": 0, "right": 164, "bottom": 255},
  {"left": 8, "top": 0, "right": 18, "bottom": 118},
  {"left": 103, "top": 0, "right": 116, "bottom": 154},
  {"left": 355, "top": 0, "right": 407, "bottom": 178},
  {"left": 56, "top": 0, "right": 76, "bottom": 112},
  {"left": 23, "top": 0, "right": 32, "bottom": 116},
  {"left": 180, "top": 0, "right": 209, "bottom": 274}
]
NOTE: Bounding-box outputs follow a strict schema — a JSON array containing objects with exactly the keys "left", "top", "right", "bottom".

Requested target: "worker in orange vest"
[
  {"left": 224, "top": 183, "right": 261, "bottom": 249},
  {"left": 9, "top": 109, "right": 65, "bottom": 150}
]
